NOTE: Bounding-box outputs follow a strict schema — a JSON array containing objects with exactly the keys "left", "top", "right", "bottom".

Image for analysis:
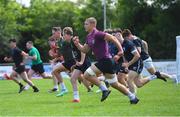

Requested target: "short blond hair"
[
  {"left": 86, "top": 17, "right": 97, "bottom": 26},
  {"left": 63, "top": 27, "right": 73, "bottom": 36}
]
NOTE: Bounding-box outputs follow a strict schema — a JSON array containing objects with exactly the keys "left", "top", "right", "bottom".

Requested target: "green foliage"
[{"left": 0, "top": 0, "right": 179, "bottom": 61}]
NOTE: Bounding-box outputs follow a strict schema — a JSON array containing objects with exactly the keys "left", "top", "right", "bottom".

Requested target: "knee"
[
  {"left": 135, "top": 81, "right": 143, "bottom": 88},
  {"left": 84, "top": 67, "right": 96, "bottom": 79},
  {"left": 105, "top": 74, "right": 118, "bottom": 85},
  {"left": 52, "top": 69, "right": 58, "bottom": 75}
]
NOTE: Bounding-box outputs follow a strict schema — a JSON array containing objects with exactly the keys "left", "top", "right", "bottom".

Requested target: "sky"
[
  {"left": 16, "top": 0, "right": 78, "bottom": 7},
  {"left": 16, "top": 0, "right": 154, "bottom": 7},
  {"left": 16, "top": 0, "right": 31, "bottom": 7}
]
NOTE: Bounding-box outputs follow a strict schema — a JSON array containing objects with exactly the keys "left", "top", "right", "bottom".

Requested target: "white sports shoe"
[
  {"left": 24, "top": 84, "right": 30, "bottom": 90},
  {"left": 96, "top": 89, "right": 102, "bottom": 93}
]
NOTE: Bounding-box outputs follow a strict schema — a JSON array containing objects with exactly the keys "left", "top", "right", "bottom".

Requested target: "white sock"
[
  {"left": 99, "top": 83, "right": 108, "bottom": 91},
  {"left": 98, "top": 76, "right": 105, "bottom": 81},
  {"left": 54, "top": 85, "right": 59, "bottom": 89},
  {"left": 73, "top": 91, "right": 79, "bottom": 100},
  {"left": 25, "top": 84, "right": 30, "bottom": 90},
  {"left": 148, "top": 75, "right": 157, "bottom": 81},
  {"left": 127, "top": 92, "right": 136, "bottom": 100},
  {"left": 60, "top": 82, "right": 66, "bottom": 90}
]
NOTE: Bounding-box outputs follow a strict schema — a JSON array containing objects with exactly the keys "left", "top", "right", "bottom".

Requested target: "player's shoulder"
[
  {"left": 124, "top": 39, "right": 134, "bottom": 45},
  {"left": 14, "top": 47, "right": 22, "bottom": 52},
  {"left": 94, "top": 29, "right": 106, "bottom": 39}
]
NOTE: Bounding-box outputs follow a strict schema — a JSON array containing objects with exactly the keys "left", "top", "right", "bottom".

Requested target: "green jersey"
[{"left": 29, "top": 47, "right": 42, "bottom": 65}]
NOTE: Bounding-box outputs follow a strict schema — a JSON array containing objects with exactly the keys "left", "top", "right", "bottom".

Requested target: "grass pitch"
[{"left": 0, "top": 79, "right": 180, "bottom": 116}]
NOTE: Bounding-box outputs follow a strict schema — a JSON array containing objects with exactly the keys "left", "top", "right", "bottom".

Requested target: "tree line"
[{"left": 0, "top": 0, "right": 179, "bottom": 62}]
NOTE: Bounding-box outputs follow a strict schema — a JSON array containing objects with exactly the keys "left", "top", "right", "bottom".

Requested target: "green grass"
[{"left": 0, "top": 79, "right": 180, "bottom": 116}]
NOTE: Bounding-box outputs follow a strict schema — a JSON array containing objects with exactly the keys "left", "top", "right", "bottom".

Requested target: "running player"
[
  {"left": 121, "top": 30, "right": 166, "bottom": 94},
  {"left": 51, "top": 27, "right": 92, "bottom": 97},
  {"left": 122, "top": 29, "right": 174, "bottom": 81},
  {"left": 48, "top": 36, "right": 63, "bottom": 92},
  {"left": 4, "top": 39, "right": 39, "bottom": 93},
  {"left": 62, "top": 27, "right": 91, "bottom": 102},
  {"left": 51, "top": 26, "right": 76, "bottom": 97},
  {"left": 73, "top": 17, "right": 139, "bottom": 104},
  {"left": 107, "top": 28, "right": 128, "bottom": 87},
  {"left": 25, "top": 41, "right": 50, "bottom": 90}
]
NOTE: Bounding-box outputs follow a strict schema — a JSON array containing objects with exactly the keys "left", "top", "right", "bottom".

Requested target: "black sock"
[
  {"left": 32, "top": 86, "right": 37, "bottom": 90},
  {"left": 155, "top": 71, "right": 161, "bottom": 78},
  {"left": 18, "top": 83, "right": 23, "bottom": 87}
]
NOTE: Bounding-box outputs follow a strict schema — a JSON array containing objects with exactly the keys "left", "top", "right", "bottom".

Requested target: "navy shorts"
[
  {"left": 14, "top": 65, "right": 25, "bottom": 74},
  {"left": 31, "top": 63, "right": 45, "bottom": 74},
  {"left": 115, "top": 63, "right": 129, "bottom": 74},
  {"left": 128, "top": 59, "right": 143, "bottom": 74},
  {"left": 95, "top": 58, "right": 116, "bottom": 74},
  {"left": 62, "top": 59, "right": 76, "bottom": 71},
  {"left": 74, "top": 59, "right": 91, "bottom": 73}
]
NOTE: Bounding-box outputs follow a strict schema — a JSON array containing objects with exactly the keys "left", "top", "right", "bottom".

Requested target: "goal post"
[{"left": 176, "top": 36, "right": 180, "bottom": 84}]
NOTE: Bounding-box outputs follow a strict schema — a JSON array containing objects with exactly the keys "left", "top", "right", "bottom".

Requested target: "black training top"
[
  {"left": 132, "top": 37, "right": 149, "bottom": 61},
  {"left": 11, "top": 47, "right": 23, "bottom": 66},
  {"left": 122, "top": 39, "right": 138, "bottom": 62}
]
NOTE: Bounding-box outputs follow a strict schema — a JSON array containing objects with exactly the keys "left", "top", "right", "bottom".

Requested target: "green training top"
[{"left": 29, "top": 47, "right": 42, "bottom": 65}]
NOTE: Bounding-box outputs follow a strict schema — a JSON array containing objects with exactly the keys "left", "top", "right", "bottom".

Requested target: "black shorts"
[
  {"left": 62, "top": 59, "right": 76, "bottom": 71},
  {"left": 14, "top": 65, "right": 25, "bottom": 74},
  {"left": 31, "top": 63, "right": 45, "bottom": 74},
  {"left": 95, "top": 58, "right": 116, "bottom": 74},
  {"left": 128, "top": 60, "right": 143, "bottom": 74},
  {"left": 115, "top": 63, "right": 129, "bottom": 74},
  {"left": 74, "top": 59, "right": 91, "bottom": 73}
]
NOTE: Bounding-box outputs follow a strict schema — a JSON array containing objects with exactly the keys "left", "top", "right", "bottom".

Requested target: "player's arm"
[
  {"left": 28, "top": 55, "right": 37, "bottom": 60},
  {"left": 73, "top": 36, "right": 90, "bottom": 53},
  {"left": 134, "top": 40, "right": 141, "bottom": 53},
  {"left": 104, "top": 33, "right": 124, "bottom": 57},
  {"left": 142, "top": 40, "right": 149, "bottom": 54},
  {"left": 128, "top": 50, "right": 140, "bottom": 67},
  {"left": 4, "top": 57, "right": 13, "bottom": 62},
  {"left": 21, "top": 51, "right": 29, "bottom": 57},
  {"left": 76, "top": 52, "right": 86, "bottom": 66},
  {"left": 27, "top": 51, "right": 37, "bottom": 60}
]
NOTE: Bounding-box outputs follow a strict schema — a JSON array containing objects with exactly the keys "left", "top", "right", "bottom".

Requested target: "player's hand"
[
  {"left": 73, "top": 36, "right": 80, "bottom": 46},
  {"left": 117, "top": 51, "right": 123, "bottom": 57},
  {"left": 4, "top": 57, "right": 9, "bottom": 62},
  {"left": 76, "top": 61, "right": 83, "bottom": 66},
  {"left": 113, "top": 55, "right": 120, "bottom": 63},
  {"left": 122, "top": 62, "right": 129, "bottom": 68}
]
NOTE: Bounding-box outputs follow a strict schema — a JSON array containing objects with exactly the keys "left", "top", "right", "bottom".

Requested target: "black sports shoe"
[
  {"left": 130, "top": 97, "right": 139, "bottom": 104},
  {"left": 101, "top": 90, "right": 111, "bottom": 102},
  {"left": 155, "top": 71, "right": 167, "bottom": 82},
  {"left": 33, "top": 87, "right": 39, "bottom": 92},
  {"left": 105, "top": 81, "right": 110, "bottom": 88},
  {"left": 48, "top": 88, "right": 58, "bottom": 93},
  {"left": 19, "top": 85, "right": 25, "bottom": 93}
]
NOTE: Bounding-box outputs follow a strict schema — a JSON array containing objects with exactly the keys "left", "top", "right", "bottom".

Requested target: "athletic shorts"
[
  {"left": 143, "top": 57, "right": 154, "bottom": 69},
  {"left": 31, "top": 63, "right": 45, "bottom": 74},
  {"left": 74, "top": 59, "right": 91, "bottom": 73},
  {"left": 128, "top": 59, "right": 143, "bottom": 74},
  {"left": 62, "top": 59, "right": 76, "bottom": 71},
  {"left": 115, "top": 63, "right": 129, "bottom": 74},
  {"left": 95, "top": 58, "right": 116, "bottom": 74},
  {"left": 14, "top": 65, "right": 25, "bottom": 74}
]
